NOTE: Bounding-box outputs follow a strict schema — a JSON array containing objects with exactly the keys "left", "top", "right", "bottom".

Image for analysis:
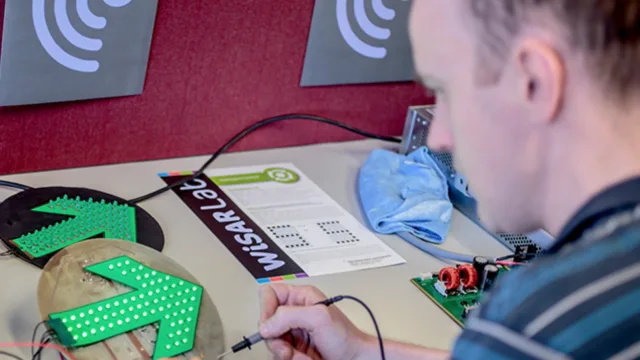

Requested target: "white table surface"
[{"left": 0, "top": 139, "right": 510, "bottom": 359}]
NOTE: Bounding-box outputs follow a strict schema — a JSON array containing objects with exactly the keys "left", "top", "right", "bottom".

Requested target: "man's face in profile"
[{"left": 408, "top": 1, "right": 544, "bottom": 234}]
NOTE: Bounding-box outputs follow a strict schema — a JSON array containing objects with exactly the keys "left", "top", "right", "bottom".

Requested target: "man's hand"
[
  {"left": 163, "top": 283, "right": 449, "bottom": 360},
  {"left": 259, "top": 283, "right": 373, "bottom": 360}
]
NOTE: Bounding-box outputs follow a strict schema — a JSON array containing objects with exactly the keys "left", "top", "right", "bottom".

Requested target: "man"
[{"left": 257, "top": 1, "right": 640, "bottom": 359}]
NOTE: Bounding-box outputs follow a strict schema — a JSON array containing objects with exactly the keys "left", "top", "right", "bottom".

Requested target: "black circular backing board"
[{"left": 0, "top": 187, "right": 164, "bottom": 269}]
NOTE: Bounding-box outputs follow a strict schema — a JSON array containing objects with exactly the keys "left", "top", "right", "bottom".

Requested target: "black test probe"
[{"left": 217, "top": 296, "right": 386, "bottom": 359}]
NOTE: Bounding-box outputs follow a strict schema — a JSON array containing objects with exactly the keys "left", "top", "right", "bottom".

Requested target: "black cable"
[
  {"left": 319, "top": 295, "right": 386, "bottom": 360},
  {"left": 230, "top": 295, "right": 386, "bottom": 359},
  {"left": 495, "top": 253, "right": 538, "bottom": 261},
  {"left": 128, "top": 114, "right": 401, "bottom": 204},
  {"left": 32, "top": 334, "right": 52, "bottom": 360},
  {"left": 0, "top": 250, "right": 13, "bottom": 257},
  {"left": 0, "top": 233, "right": 14, "bottom": 258},
  {"left": 30, "top": 321, "right": 46, "bottom": 359},
  {"left": 0, "top": 180, "right": 32, "bottom": 191},
  {"left": 0, "top": 351, "right": 24, "bottom": 360}
]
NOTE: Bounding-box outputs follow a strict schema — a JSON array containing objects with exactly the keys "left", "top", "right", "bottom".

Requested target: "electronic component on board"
[
  {"left": 458, "top": 264, "right": 478, "bottom": 289},
  {"left": 419, "top": 272, "right": 434, "bottom": 281},
  {"left": 434, "top": 281, "right": 448, "bottom": 297},
  {"left": 473, "top": 256, "right": 489, "bottom": 284},
  {"left": 481, "top": 264, "right": 499, "bottom": 291},
  {"left": 438, "top": 266, "right": 460, "bottom": 291},
  {"left": 461, "top": 301, "right": 479, "bottom": 319},
  {"left": 412, "top": 263, "right": 509, "bottom": 327},
  {"left": 514, "top": 244, "right": 538, "bottom": 262}
]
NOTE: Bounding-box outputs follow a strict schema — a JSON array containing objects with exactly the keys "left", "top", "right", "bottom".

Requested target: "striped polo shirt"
[{"left": 451, "top": 177, "right": 640, "bottom": 360}]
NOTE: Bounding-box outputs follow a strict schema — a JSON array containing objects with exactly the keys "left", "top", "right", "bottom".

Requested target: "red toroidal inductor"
[
  {"left": 438, "top": 266, "right": 460, "bottom": 290},
  {"left": 458, "top": 264, "right": 479, "bottom": 289}
]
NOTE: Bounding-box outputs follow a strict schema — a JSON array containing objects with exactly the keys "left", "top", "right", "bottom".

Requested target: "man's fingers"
[
  {"left": 259, "top": 285, "right": 279, "bottom": 322},
  {"left": 267, "top": 338, "right": 294, "bottom": 360},
  {"left": 260, "top": 305, "right": 330, "bottom": 339},
  {"left": 290, "top": 351, "right": 314, "bottom": 360},
  {"left": 267, "top": 339, "right": 314, "bottom": 360},
  {"left": 263, "top": 284, "right": 328, "bottom": 306},
  {"left": 259, "top": 284, "right": 328, "bottom": 322}
]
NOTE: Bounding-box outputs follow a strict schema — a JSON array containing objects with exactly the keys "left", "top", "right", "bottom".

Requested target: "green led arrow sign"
[
  {"left": 11, "top": 195, "right": 137, "bottom": 258},
  {"left": 48, "top": 255, "right": 203, "bottom": 360}
]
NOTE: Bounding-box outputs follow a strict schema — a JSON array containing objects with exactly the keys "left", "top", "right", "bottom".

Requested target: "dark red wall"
[{"left": 0, "top": 1, "right": 429, "bottom": 175}]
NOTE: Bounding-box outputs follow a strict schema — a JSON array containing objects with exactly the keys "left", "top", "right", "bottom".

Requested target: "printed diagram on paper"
[{"left": 208, "top": 163, "right": 406, "bottom": 277}]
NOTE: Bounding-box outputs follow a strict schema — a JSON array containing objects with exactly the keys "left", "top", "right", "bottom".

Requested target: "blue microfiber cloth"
[{"left": 358, "top": 147, "right": 453, "bottom": 243}]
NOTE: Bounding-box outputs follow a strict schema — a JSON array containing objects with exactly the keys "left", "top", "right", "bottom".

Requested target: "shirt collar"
[{"left": 549, "top": 176, "right": 640, "bottom": 253}]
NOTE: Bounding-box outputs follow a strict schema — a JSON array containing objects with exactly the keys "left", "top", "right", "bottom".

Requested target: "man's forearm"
[{"left": 357, "top": 335, "right": 450, "bottom": 360}]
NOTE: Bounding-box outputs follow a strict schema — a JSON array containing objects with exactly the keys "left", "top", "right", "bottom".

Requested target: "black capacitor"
[
  {"left": 473, "top": 256, "right": 489, "bottom": 286},
  {"left": 481, "top": 264, "right": 499, "bottom": 292}
]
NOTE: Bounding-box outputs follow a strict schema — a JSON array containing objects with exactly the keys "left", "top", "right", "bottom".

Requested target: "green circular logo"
[{"left": 264, "top": 168, "right": 299, "bottom": 184}]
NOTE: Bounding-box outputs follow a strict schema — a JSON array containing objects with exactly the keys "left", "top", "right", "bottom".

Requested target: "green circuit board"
[{"left": 411, "top": 267, "right": 509, "bottom": 327}]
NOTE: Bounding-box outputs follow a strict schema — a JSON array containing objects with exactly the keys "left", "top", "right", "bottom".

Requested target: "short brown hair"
[{"left": 468, "top": 0, "right": 640, "bottom": 98}]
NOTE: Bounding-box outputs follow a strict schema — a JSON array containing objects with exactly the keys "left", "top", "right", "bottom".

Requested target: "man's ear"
[{"left": 513, "top": 39, "right": 566, "bottom": 124}]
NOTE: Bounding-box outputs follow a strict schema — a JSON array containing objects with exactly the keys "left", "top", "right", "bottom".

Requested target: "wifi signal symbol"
[
  {"left": 336, "top": 0, "right": 404, "bottom": 59},
  {"left": 32, "top": 0, "right": 133, "bottom": 73}
]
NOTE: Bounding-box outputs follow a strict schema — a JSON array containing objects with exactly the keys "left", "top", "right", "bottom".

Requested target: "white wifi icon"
[
  {"left": 336, "top": 0, "right": 403, "bottom": 59},
  {"left": 32, "top": 0, "right": 132, "bottom": 73}
]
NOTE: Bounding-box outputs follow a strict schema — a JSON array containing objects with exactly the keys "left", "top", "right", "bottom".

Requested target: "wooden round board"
[{"left": 37, "top": 239, "right": 224, "bottom": 360}]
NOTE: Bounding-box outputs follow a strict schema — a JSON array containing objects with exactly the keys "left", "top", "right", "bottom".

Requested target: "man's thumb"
[{"left": 259, "top": 305, "right": 329, "bottom": 338}]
